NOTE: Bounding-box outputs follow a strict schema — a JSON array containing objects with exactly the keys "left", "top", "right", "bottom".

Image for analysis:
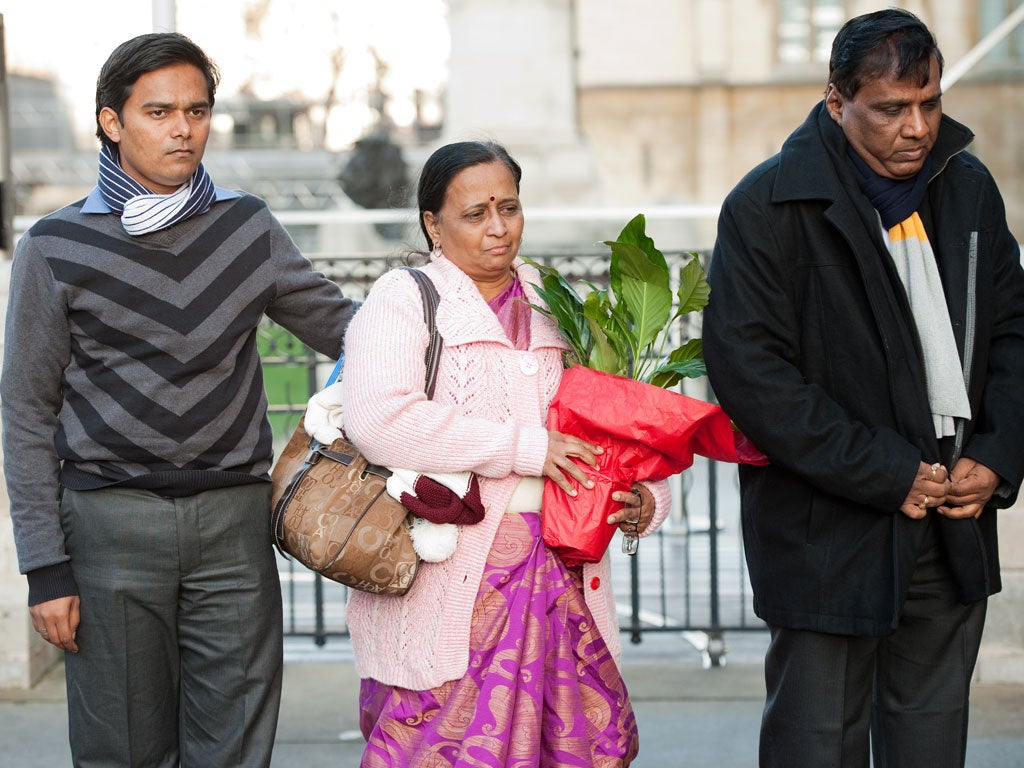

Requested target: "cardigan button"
[
  {"left": 519, "top": 355, "right": 539, "bottom": 376},
  {"left": 590, "top": 577, "right": 600, "bottom": 590}
]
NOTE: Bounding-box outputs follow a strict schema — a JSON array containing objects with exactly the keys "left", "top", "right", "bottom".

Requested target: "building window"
[
  {"left": 777, "top": 0, "right": 845, "bottom": 64},
  {"left": 980, "top": 0, "right": 1024, "bottom": 61}
]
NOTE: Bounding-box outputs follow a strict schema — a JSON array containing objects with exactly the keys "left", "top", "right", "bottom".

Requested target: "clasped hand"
[{"left": 899, "top": 457, "right": 1000, "bottom": 520}]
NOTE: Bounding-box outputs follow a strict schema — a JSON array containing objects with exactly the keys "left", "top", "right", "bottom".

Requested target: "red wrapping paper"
[{"left": 542, "top": 366, "right": 768, "bottom": 566}]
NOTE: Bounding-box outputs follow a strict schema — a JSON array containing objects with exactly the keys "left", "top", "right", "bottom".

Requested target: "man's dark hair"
[
  {"left": 416, "top": 141, "right": 523, "bottom": 251},
  {"left": 95, "top": 32, "right": 220, "bottom": 149},
  {"left": 828, "top": 8, "right": 943, "bottom": 98}
]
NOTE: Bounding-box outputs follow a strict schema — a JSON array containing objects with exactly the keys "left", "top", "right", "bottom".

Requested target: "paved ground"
[{"left": 2, "top": 632, "right": 1022, "bottom": 767}]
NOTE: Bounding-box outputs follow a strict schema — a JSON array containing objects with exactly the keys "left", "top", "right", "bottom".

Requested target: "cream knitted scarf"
[{"left": 848, "top": 148, "right": 971, "bottom": 437}]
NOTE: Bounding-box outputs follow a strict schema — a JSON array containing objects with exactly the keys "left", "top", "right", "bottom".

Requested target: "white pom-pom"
[
  {"left": 408, "top": 518, "right": 459, "bottom": 562},
  {"left": 304, "top": 382, "right": 346, "bottom": 444}
]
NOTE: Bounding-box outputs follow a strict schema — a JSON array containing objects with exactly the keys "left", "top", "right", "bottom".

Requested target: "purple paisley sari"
[{"left": 358, "top": 512, "right": 639, "bottom": 767}]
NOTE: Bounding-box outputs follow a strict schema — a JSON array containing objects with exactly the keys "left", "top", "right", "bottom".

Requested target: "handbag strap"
[
  {"left": 401, "top": 267, "right": 443, "bottom": 399},
  {"left": 323, "top": 266, "right": 442, "bottom": 397}
]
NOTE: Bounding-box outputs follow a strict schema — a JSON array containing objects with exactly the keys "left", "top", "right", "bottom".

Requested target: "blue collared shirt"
[{"left": 81, "top": 185, "right": 241, "bottom": 214}]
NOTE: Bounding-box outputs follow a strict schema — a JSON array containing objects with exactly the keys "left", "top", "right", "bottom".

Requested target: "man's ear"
[
  {"left": 98, "top": 106, "right": 122, "bottom": 144},
  {"left": 824, "top": 84, "right": 843, "bottom": 124}
]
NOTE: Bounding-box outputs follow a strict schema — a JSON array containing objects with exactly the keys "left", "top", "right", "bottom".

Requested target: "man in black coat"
[{"left": 703, "top": 9, "right": 1024, "bottom": 767}]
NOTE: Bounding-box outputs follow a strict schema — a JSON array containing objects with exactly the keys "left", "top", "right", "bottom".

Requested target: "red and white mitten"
[{"left": 385, "top": 469, "right": 487, "bottom": 562}]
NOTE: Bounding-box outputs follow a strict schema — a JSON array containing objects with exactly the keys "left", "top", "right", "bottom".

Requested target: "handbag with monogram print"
[{"left": 270, "top": 268, "right": 441, "bottom": 595}]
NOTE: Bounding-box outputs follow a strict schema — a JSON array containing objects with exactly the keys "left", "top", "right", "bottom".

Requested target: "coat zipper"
[{"left": 952, "top": 230, "right": 978, "bottom": 464}]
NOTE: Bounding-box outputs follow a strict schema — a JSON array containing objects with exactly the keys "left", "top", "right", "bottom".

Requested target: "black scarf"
[{"left": 846, "top": 146, "right": 931, "bottom": 229}]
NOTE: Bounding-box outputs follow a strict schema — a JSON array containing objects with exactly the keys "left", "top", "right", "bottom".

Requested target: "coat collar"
[
  {"left": 424, "top": 254, "right": 570, "bottom": 352},
  {"left": 773, "top": 101, "right": 975, "bottom": 206}
]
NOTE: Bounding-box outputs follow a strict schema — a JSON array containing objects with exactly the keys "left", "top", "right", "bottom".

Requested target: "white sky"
[{"left": 1, "top": 0, "right": 450, "bottom": 149}]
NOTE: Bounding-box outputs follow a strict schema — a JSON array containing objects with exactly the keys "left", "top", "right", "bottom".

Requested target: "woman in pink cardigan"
[{"left": 340, "top": 141, "right": 671, "bottom": 767}]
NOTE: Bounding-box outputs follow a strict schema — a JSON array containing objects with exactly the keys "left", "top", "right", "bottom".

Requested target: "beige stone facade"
[{"left": 574, "top": 0, "right": 1024, "bottom": 243}]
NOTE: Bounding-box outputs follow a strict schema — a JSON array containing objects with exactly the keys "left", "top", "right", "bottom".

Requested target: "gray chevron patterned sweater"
[{"left": 2, "top": 192, "right": 356, "bottom": 598}]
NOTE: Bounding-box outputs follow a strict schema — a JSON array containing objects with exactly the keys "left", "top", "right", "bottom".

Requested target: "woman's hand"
[
  {"left": 543, "top": 431, "right": 602, "bottom": 495},
  {"left": 609, "top": 484, "right": 655, "bottom": 535}
]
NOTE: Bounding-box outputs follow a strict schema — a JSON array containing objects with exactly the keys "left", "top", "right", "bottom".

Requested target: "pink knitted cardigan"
[{"left": 342, "top": 254, "right": 671, "bottom": 690}]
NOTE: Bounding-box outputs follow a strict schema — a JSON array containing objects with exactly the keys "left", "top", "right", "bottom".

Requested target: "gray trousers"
[
  {"left": 59, "top": 484, "right": 283, "bottom": 768},
  {"left": 759, "top": 520, "right": 987, "bottom": 768}
]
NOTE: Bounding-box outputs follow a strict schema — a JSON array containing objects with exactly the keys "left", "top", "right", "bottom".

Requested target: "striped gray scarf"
[{"left": 97, "top": 144, "right": 216, "bottom": 235}]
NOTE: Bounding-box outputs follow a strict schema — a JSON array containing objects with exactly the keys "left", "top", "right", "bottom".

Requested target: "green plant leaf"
[
  {"left": 584, "top": 316, "right": 619, "bottom": 373},
  {"left": 608, "top": 240, "right": 673, "bottom": 351},
  {"left": 605, "top": 215, "right": 673, "bottom": 356},
  {"left": 648, "top": 339, "right": 706, "bottom": 388},
  {"left": 606, "top": 214, "right": 668, "bottom": 299},
  {"left": 523, "top": 270, "right": 591, "bottom": 364},
  {"left": 648, "top": 358, "right": 708, "bottom": 388},
  {"left": 527, "top": 281, "right": 579, "bottom": 336},
  {"left": 524, "top": 298, "right": 587, "bottom": 365},
  {"left": 583, "top": 291, "right": 631, "bottom": 375},
  {"left": 675, "top": 255, "right": 711, "bottom": 316}
]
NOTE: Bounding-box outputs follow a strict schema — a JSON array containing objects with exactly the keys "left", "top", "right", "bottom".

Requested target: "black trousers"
[{"left": 759, "top": 522, "right": 987, "bottom": 768}]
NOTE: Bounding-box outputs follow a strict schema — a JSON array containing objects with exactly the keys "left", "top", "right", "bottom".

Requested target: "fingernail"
[
  {"left": 569, "top": 488, "right": 577, "bottom": 497},
  {"left": 595, "top": 446, "right": 604, "bottom": 454},
  {"left": 607, "top": 515, "right": 616, "bottom": 524},
  {"left": 584, "top": 480, "right": 594, "bottom": 489}
]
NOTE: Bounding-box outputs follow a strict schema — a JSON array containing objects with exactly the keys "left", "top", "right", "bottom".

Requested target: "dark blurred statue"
[{"left": 339, "top": 132, "right": 410, "bottom": 239}]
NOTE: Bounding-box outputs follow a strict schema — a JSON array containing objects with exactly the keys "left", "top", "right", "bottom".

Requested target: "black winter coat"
[{"left": 703, "top": 103, "right": 1024, "bottom": 636}]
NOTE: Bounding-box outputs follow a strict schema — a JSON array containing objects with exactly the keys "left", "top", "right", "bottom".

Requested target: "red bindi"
[{"left": 490, "top": 196, "right": 495, "bottom": 201}]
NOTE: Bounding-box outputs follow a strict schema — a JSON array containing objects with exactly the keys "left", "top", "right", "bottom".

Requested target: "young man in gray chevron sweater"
[{"left": 1, "top": 33, "right": 356, "bottom": 766}]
